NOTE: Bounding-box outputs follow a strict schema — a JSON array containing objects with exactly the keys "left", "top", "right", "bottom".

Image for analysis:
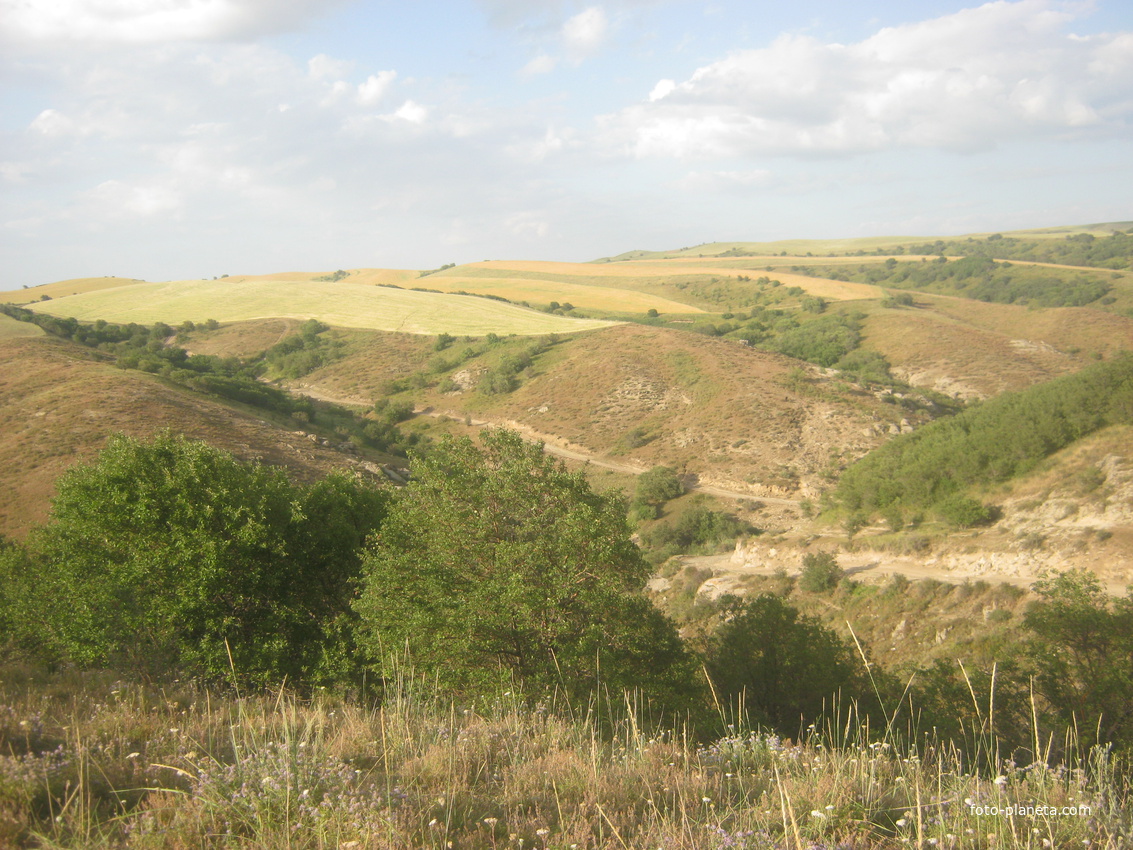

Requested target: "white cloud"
[
  {"left": 392, "top": 100, "right": 428, "bottom": 124},
  {"left": 522, "top": 54, "right": 558, "bottom": 76},
  {"left": 308, "top": 54, "right": 352, "bottom": 81},
  {"left": 0, "top": 0, "right": 341, "bottom": 45},
  {"left": 0, "top": 162, "right": 32, "bottom": 184},
  {"left": 89, "top": 178, "right": 182, "bottom": 217},
  {"left": 357, "top": 70, "right": 398, "bottom": 106},
  {"left": 506, "top": 210, "right": 550, "bottom": 238},
  {"left": 648, "top": 79, "right": 675, "bottom": 102},
  {"left": 601, "top": 0, "right": 1133, "bottom": 159},
  {"left": 562, "top": 6, "right": 608, "bottom": 58},
  {"left": 29, "top": 109, "right": 77, "bottom": 136},
  {"left": 507, "top": 125, "right": 571, "bottom": 162},
  {"left": 676, "top": 169, "right": 772, "bottom": 191}
]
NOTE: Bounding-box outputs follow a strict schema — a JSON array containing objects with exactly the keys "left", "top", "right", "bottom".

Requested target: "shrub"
[
  {"left": 798, "top": 551, "right": 843, "bottom": 593},
  {"left": 634, "top": 466, "right": 684, "bottom": 507},
  {"left": 937, "top": 495, "right": 994, "bottom": 528},
  {"left": 706, "top": 594, "right": 865, "bottom": 733},
  {"left": 17, "top": 434, "right": 388, "bottom": 687}
]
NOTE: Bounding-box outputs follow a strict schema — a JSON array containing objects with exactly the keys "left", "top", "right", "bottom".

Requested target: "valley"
[{"left": 3, "top": 221, "right": 1132, "bottom": 592}]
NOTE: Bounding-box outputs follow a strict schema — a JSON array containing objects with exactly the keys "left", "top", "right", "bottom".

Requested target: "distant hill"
[
  {"left": 596, "top": 221, "right": 1133, "bottom": 262},
  {"left": 285, "top": 322, "right": 942, "bottom": 498}
]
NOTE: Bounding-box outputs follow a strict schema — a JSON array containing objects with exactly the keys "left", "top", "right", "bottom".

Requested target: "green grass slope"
[
  {"left": 832, "top": 354, "right": 1133, "bottom": 521},
  {"left": 0, "top": 313, "right": 44, "bottom": 340}
]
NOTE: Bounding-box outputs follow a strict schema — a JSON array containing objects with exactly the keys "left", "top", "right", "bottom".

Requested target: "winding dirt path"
[{"left": 286, "top": 383, "right": 799, "bottom": 506}]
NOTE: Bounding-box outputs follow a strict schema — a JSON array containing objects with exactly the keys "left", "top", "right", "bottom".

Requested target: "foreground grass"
[{"left": 0, "top": 667, "right": 1127, "bottom": 849}]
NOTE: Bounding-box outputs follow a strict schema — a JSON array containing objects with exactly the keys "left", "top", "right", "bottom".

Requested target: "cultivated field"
[
  {"left": 404, "top": 273, "right": 702, "bottom": 314},
  {"left": 458, "top": 260, "right": 883, "bottom": 302},
  {"left": 27, "top": 278, "right": 617, "bottom": 336},
  {"left": 0, "top": 276, "right": 149, "bottom": 303}
]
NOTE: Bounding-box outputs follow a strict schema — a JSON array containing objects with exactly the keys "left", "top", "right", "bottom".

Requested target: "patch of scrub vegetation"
[
  {"left": 260, "top": 319, "right": 348, "bottom": 379},
  {"left": 797, "top": 255, "right": 1113, "bottom": 307},
  {"left": 0, "top": 305, "right": 419, "bottom": 459},
  {"left": 379, "top": 332, "right": 565, "bottom": 400},
  {"left": 904, "top": 228, "right": 1133, "bottom": 270},
  {"left": 831, "top": 353, "right": 1133, "bottom": 524},
  {"left": 637, "top": 494, "right": 758, "bottom": 565}
]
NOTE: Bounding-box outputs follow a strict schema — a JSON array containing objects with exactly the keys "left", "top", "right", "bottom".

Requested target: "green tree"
[
  {"left": 1024, "top": 570, "right": 1133, "bottom": 750},
  {"left": 798, "top": 551, "right": 843, "bottom": 593},
  {"left": 634, "top": 466, "right": 684, "bottom": 508},
  {"left": 353, "top": 430, "right": 702, "bottom": 712},
  {"left": 706, "top": 595, "right": 864, "bottom": 734},
  {"left": 22, "top": 433, "right": 388, "bottom": 687}
]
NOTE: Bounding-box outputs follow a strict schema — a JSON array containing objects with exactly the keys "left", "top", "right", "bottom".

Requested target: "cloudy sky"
[{"left": 2, "top": 0, "right": 1131, "bottom": 287}]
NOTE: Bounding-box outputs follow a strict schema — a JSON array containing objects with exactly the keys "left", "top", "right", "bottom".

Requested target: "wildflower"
[
  {"left": 536, "top": 828, "right": 549, "bottom": 837},
  {"left": 993, "top": 775, "right": 1007, "bottom": 785},
  {"left": 811, "top": 810, "right": 826, "bottom": 819},
  {"left": 483, "top": 818, "right": 498, "bottom": 827}
]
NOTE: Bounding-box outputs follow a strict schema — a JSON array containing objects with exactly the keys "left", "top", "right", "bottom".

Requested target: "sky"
[{"left": 1, "top": 0, "right": 1131, "bottom": 287}]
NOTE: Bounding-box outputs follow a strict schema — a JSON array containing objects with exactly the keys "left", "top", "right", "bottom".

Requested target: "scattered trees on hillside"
[{"left": 834, "top": 354, "right": 1133, "bottom": 521}]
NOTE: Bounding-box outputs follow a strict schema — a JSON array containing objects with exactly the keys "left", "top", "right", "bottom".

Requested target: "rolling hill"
[
  {"left": 3, "top": 220, "right": 1132, "bottom": 586},
  {"left": 0, "top": 334, "right": 379, "bottom": 538}
]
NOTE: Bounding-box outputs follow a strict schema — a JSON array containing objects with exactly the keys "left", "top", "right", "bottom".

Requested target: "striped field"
[{"left": 28, "top": 277, "right": 618, "bottom": 336}]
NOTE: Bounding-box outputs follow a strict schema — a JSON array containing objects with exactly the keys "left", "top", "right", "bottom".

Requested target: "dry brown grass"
[
  {"left": 179, "top": 318, "right": 301, "bottom": 358},
  {"left": 0, "top": 667, "right": 1125, "bottom": 849},
  {"left": 306, "top": 324, "right": 907, "bottom": 499},
  {"left": 0, "top": 336, "right": 368, "bottom": 538},
  {"left": 862, "top": 310, "right": 1079, "bottom": 399},
  {"left": 0, "top": 277, "right": 147, "bottom": 304}
]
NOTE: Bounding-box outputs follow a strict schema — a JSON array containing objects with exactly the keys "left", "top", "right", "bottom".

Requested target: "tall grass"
[{"left": 0, "top": 663, "right": 1127, "bottom": 849}]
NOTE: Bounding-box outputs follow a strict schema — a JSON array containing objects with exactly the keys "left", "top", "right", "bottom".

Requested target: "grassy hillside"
[
  {"left": 600, "top": 221, "right": 1133, "bottom": 261},
  {"left": 287, "top": 322, "right": 946, "bottom": 498},
  {"left": 0, "top": 335, "right": 379, "bottom": 537},
  {"left": 19, "top": 277, "right": 616, "bottom": 336},
  {"left": 0, "top": 313, "right": 43, "bottom": 340}
]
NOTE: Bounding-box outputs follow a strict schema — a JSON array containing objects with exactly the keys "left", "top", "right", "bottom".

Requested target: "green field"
[
  {"left": 32, "top": 278, "right": 618, "bottom": 336},
  {"left": 601, "top": 222, "right": 1133, "bottom": 262},
  {"left": 0, "top": 312, "right": 45, "bottom": 339}
]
